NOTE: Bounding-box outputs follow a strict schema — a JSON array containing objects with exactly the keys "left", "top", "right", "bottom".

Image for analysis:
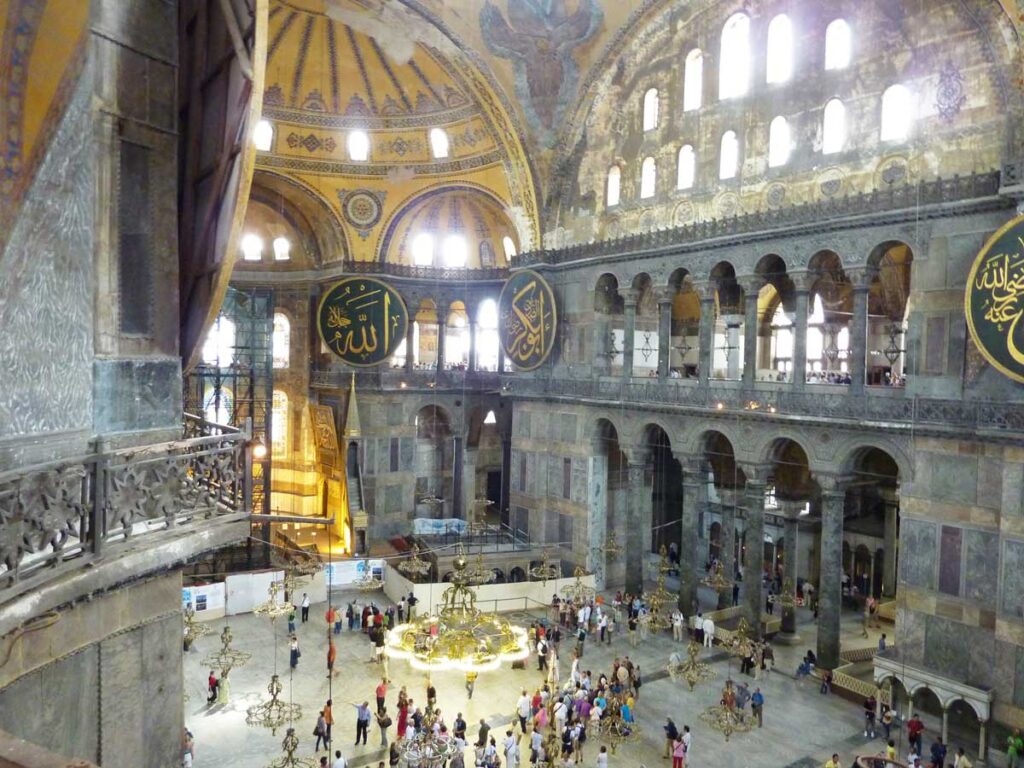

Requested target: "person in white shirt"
[
  {"left": 530, "top": 728, "right": 543, "bottom": 761},
  {"left": 553, "top": 699, "right": 568, "bottom": 731},
  {"left": 331, "top": 749, "right": 347, "bottom": 768},
  {"left": 502, "top": 730, "right": 517, "bottom": 766},
  {"left": 702, "top": 616, "right": 715, "bottom": 647},
  {"left": 596, "top": 745, "right": 608, "bottom": 767},
  {"left": 516, "top": 690, "right": 531, "bottom": 732},
  {"left": 671, "top": 610, "right": 684, "bottom": 642},
  {"left": 681, "top": 725, "right": 691, "bottom": 757}
]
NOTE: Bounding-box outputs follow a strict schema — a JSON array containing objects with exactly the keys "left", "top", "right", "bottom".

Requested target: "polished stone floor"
[{"left": 183, "top": 588, "right": 949, "bottom": 768}]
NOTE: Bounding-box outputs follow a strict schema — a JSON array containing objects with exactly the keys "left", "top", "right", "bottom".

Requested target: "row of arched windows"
[
  {"left": 612, "top": 84, "right": 913, "bottom": 206},
  {"left": 640, "top": 16, "right": 852, "bottom": 132},
  {"left": 409, "top": 232, "right": 517, "bottom": 267},
  {"left": 253, "top": 119, "right": 451, "bottom": 161}
]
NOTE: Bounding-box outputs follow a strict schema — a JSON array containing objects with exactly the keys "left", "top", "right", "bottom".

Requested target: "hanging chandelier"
[
  {"left": 202, "top": 626, "right": 252, "bottom": 676},
  {"left": 398, "top": 544, "right": 432, "bottom": 580},
  {"left": 560, "top": 566, "right": 596, "bottom": 604},
  {"left": 529, "top": 551, "right": 561, "bottom": 583},
  {"left": 699, "top": 679, "right": 755, "bottom": 742},
  {"left": 464, "top": 551, "right": 494, "bottom": 585},
  {"left": 386, "top": 551, "right": 530, "bottom": 672},
  {"left": 246, "top": 674, "right": 302, "bottom": 735},
  {"left": 184, "top": 606, "right": 213, "bottom": 647},
  {"left": 253, "top": 581, "right": 292, "bottom": 622},
  {"left": 596, "top": 695, "right": 641, "bottom": 754},
  {"left": 264, "top": 727, "right": 318, "bottom": 768},
  {"left": 700, "top": 561, "right": 733, "bottom": 592},
  {"left": 600, "top": 533, "right": 622, "bottom": 560},
  {"left": 396, "top": 728, "right": 458, "bottom": 767},
  {"left": 668, "top": 640, "right": 716, "bottom": 691},
  {"left": 776, "top": 577, "right": 797, "bottom": 611},
  {"left": 643, "top": 548, "right": 675, "bottom": 632},
  {"left": 726, "top": 617, "right": 756, "bottom": 659},
  {"left": 353, "top": 560, "right": 385, "bottom": 592}
]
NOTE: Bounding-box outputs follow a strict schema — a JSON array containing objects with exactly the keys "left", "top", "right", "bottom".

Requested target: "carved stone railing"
[
  {"left": 342, "top": 260, "right": 508, "bottom": 281},
  {"left": 0, "top": 414, "right": 249, "bottom": 599},
  {"left": 516, "top": 172, "right": 1004, "bottom": 266},
  {"left": 311, "top": 367, "right": 503, "bottom": 392}
]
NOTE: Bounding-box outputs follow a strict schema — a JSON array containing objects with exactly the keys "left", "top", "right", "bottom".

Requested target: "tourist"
[
  {"left": 953, "top": 746, "right": 974, "bottom": 767},
  {"left": 878, "top": 633, "right": 887, "bottom": 652},
  {"left": 301, "top": 592, "right": 310, "bottom": 622},
  {"left": 885, "top": 739, "right": 897, "bottom": 761},
  {"left": 324, "top": 699, "right": 334, "bottom": 744},
  {"left": 375, "top": 678, "right": 388, "bottom": 713},
  {"left": 503, "top": 730, "right": 518, "bottom": 766},
  {"left": 388, "top": 743, "right": 399, "bottom": 767},
  {"left": 751, "top": 687, "right": 764, "bottom": 727},
  {"left": 824, "top": 754, "right": 840, "bottom": 768},
  {"left": 206, "top": 669, "right": 218, "bottom": 704},
  {"left": 672, "top": 609, "right": 684, "bottom": 642},
  {"left": 663, "top": 717, "right": 679, "bottom": 758},
  {"left": 930, "top": 738, "right": 947, "bottom": 767},
  {"left": 327, "top": 638, "right": 337, "bottom": 678},
  {"left": 288, "top": 607, "right": 297, "bottom": 634},
  {"left": 315, "top": 710, "right": 329, "bottom": 752},
  {"left": 290, "top": 636, "right": 301, "bottom": 669},
  {"left": 407, "top": 592, "right": 418, "bottom": 619},
  {"left": 1009, "top": 729, "right": 1024, "bottom": 768},
  {"left": 907, "top": 713, "right": 925, "bottom": 755},
  {"left": 575, "top": 625, "right": 587, "bottom": 658},
  {"left": 681, "top": 725, "right": 691, "bottom": 756},
  {"left": 332, "top": 750, "right": 347, "bottom": 768},
  {"left": 476, "top": 718, "right": 490, "bottom": 748},
  {"left": 375, "top": 706, "right": 392, "bottom": 746},
  {"left": 701, "top": 615, "right": 715, "bottom": 648},
  {"left": 671, "top": 733, "right": 687, "bottom": 768},
  {"left": 352, "top": 701, "right": 372, "bottom": 746},
  {"left": 627, "top": 613, "right": 638, "bottom": 647},
  {"left": 880, "top": 706, "right": 894, "bottom": 740},
  {"left": 465, "top": 671, "right": 477, "bottom": 700},
  {"left": 596, "top": 745, "right": 608, "bottom": 768}
]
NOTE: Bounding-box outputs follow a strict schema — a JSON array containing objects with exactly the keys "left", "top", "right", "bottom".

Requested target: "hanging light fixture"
[
  {"left": 386, "top": 550, "right": 530, "bottom": 673},
  {"left": 253, "top": 581, "right": 292, "bottom": 622},
  {"left": 699, "top": 679, "right": 755, "bottom": 741},
  {"left": 264, "top": 726, "right": 318, "bottom": 768},
  {"left": 353, "top": 559, "right": 385, "bottom": 592},
  {"left": 642, "top": 546, "right": 675, "bottom": 632},
  {"left": 184, "top": 604, "right": 213, "bottom": 648},
  {"left": 398, "top": 544, "right": 432, "bottom": 580},
  {"left": 596, "top": 695, "right": 641, "bottom": 753},
  {"left": 600, "top": 534, "right": 622, "bottom": 560},
  {"left": 529, "top": 550, "right": 561, "bottom": 583},
  {"left": 246, "top": 674, "right": 303, "bottom": 735},
  {"left": 700, "top": 560, "right": 734, "bottom": 592},
  {"left": 667, "top": 640, "right": 716, "bottom": 691},
  {"left": 202, "top": 626, "right": 252, "bottom": 676},
  {"left": 560, "top": 566, "right": 596, "bottom": 604}
]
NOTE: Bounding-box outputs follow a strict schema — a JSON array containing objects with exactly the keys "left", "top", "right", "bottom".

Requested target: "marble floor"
[{"left": 183, "top": 589, "right": 953, "bottom": 768}]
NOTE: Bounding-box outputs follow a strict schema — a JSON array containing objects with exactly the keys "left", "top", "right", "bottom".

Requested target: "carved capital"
[
  {"left": 846, "top": 265, "right": 879, "bottom": 289},
  {"left": 737, "top": 275, "right": 766, "bottom": 296},
  {"left": 654, "top": 286, "right": 675, "bottom": 306}
]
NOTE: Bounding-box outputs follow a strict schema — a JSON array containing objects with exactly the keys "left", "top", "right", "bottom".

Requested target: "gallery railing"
[
  {"left": 341, "top": 260, "right": 509, "bottom": 281},
  {"left": 0, "top": 414, "right": 250, "bottom": 600}
]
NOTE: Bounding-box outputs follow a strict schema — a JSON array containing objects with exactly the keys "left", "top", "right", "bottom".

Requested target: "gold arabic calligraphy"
[
  {"left": 320, "top": 280, "right": 405, "bottom": 364},
  {"left": 503, "top": 278, "right": 552, "bottom": 365},
  {"left": 973, "top": 240, "right": 1024, "bottom": 366}
]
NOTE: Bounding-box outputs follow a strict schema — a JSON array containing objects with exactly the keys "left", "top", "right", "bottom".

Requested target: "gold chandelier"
[
  {"left": 529, "top": 550, "right": 561, "bottom": 583},
  {"left": 253, "top": 581, "right": 292, "bottom": 623},
  {"left": 202, "top": 626, "right": 252, "bottom": 676},
  {"left": 246, "top": 673, "right": 302, "bottom": 735},
  {"left": 699, "top": 679, "right": 755, "bottom": 742},
  {"left": 701, "top": 560, "right": 734, "bottom": 592},
  {"left": 776, "top": 577, "right": 797, "bottom": 610},
  {"left": 596, "top": 695, "right": 641, "bottom": 754},
  {"left": 727, "top": 617, "right": 756, "bottom": 659},
  {"left": 353, "top": 560, "right": 384, "bottom": 591},
  {"left": 184, "top": 605, "right": 213, "bottom": 647},
  {"left": 396, "top": 725, "right": 458, "bottom": 767},
  {"left": 560, "top": 566, "right": 596, "bottom": 603},
  {"left": 643, "top": 546, "right": 675, "bottom": 632},
  {"left": 465, "top": 551, "right": 494, "bottom": 585},
  {"left": 600, "top": 533, "right": 622, "bottom": 560},
  {"left": 264, "top": 727, "right": 317, "bottom": 768},
  {"left": 668, "top": 640, "right": 716, "bottom": 691},
  {"left": 386, "top": 552, "right": 530, "bottom": 672},
  {"left": 398, "top": 544, "right": 432, "bottom": 580}
]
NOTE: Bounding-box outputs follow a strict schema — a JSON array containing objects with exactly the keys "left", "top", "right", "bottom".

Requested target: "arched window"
[
  {"left": 253, "top": 119, "right": 273, "bottom": 151},
  {"left": 442, "top": 234, "right": 468, "bottom": 268},
  {"left": 477, "top": 299, "right": 500, "bottom": 372},
  {"left": 677, "top": 145, "right": 696, "bottom": 189},
  {"left": 271, "top": 390, "right": 288, "bottom": 456},
  {"left": 203, "top": 386, "right": 233, "bottom": 424},
  {"left": 429, "top": 128, "right": 449, "bottom": 159},
  {"left": 824, "top": 19, "right": 851, "bottom": 70},
  {"left": 770, "top": 304, "right": 793, "bottom": 376},
  {"left": 272, "top": 236, "right": 290, "bottom": 261},
  {"left": 272, "top": 313, "right": 290, "bottom": 369},
  {"left": 822, "top": 98, "right": 846, "bottom": 154},
  {"left": 241, "top": 233, "right": 263, "bottom": 261},
  {"left": 766, "top": 15, "right": 793, "bottom": 84},
  {"left": 348, "top": 130, "right": 369, "bottom": 161},
  {"left": 484, "top": 410, "right": 497, "bottom": 424},
  {"left": 606, "top": 166, "right": 621, "bottom": 207},
  {"left": 719, "top": 130, "right": 739, "bottom": 179},
  {"left": 412, "top": 232, "right": 434, "bottom": 266},
  {"left": 202, "top": 316, "right": 236, "bottom": 365},
  {"left": 640, "top": 157, "right": 656, "bottom": 199},
  {"left": 642, "top": 88, "right": 659, "bottom": 131},
  {"left": 768, "top": 116, "right": 791, "bottom": 168},
  {"left": 881, "top": 84, "right": 913, "bottom": 141},
  {"left": 502, "top": 236, "right": 517, "bottom": 260},
  {"left": 683, "top": 49, "right": 703, "bottom": 111},
  {"left": 719, "top": 13, "right": 750, "bottom": 99}
]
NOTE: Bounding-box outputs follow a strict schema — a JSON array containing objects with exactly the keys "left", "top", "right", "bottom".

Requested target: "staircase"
[{"left": 347, "top": 462, "right": 364, "bottom": 518}]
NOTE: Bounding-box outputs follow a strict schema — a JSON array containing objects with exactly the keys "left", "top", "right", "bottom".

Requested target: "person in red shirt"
[
  {"left": 206, "top": 670, "right": 218, "bottom": 704},
  {"left": 376, "top": 678, "right": 388, "bottom": 713},
  {"left": 327, "top": 640, "right": 337, "bottom": 678},
  {"left": 907, "top": 713, "right": 925, "bottom": 755}
]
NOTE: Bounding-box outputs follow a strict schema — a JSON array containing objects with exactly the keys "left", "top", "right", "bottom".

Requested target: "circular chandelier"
[
  {"left": 398, "top": 544, "right": 432, "bottom": 580},
  {"left": 353, "top": 560, "right": 384, "bottom": 592},
  {"left": 726, "top": 617, "right": 756, "bottom": 659},
  {"left": 600, "top": 533, "right": 622, "bottom": 560},
  {"left": 464, "top": 551, "right": 494, "bottom": 585},
  {"left": 668, "top": 640, "right": 716, "bottom": 691},
  {"left": 246, "top": 673, "right": 302, "bottom": 735},
  {"left": 253, "top": 581, "right": 292, "bottom": 623},
  {"left": 202, "top": 626, "right": 252, "bottom": 676},
  {"left": 386, "top": 552, "right": 530, "bottom": 672},
  {"left": 776, "top": 577, "right": 797, "bottom": 611},
  {"left": 264, "top": 727, "right": 317, "bottom": 768},
  {"left": 596, "top": 696, "right": 641, "bottom": 753},
  {"left": 700, "top": 561, "right": 734, "bottom": 592},
  {"left": 560, "top": 566, "right": 596, "bottom": 604},
  {"left": 529, "top": 551, "right": 561, "bottom": 583},
  {"left": 699, "top": 679, "right": 755, "bottom": 742},
  {"left": 397, "top": 728, "right": 458, "bottom": 767},
  {"left": 643, "top": 546, "right": 675, "bottom": 632},
  {"left": 184, "top": 606, "right": 212, "bottom": 646}
]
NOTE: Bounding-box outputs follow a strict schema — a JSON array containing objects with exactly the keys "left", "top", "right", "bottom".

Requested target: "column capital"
[
  {"left": 622, "top": 443, "right": 651, "bottom": 467},
  {"left": 846, "top": 265, "right": 879, "bottom": 289},
  {"left": 737, "top": 275, "right": 766, "bottom": 296},
  {"left": 817, "top": 473, "right": 855, "bottom": 497},
  {"left": 692, "top": 282, "right": 717, "bottom": 302},
  {"left": 789, "top": 271, "right": 816, "bottom": 293},
  {"left": 739, "top": 462, "right": 772, "bottom": 486},
  {"left": 654, "top": 286, "right": 675, "bottom": 306}
]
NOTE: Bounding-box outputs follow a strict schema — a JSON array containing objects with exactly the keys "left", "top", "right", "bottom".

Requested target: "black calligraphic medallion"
[
  {"left": 966, "top": 213, "right": 1024, "bottom": 383},
  {"left": 498, "top": 269, "right": 557, "bottom": 371},
  {"left": 317, "top": 277, "right": 408, "bottom": 366}
]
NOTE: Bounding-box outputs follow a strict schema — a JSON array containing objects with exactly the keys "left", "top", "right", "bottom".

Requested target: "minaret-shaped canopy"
[{"left": 343, "top": 373, "right": 361, "bottom": 438}]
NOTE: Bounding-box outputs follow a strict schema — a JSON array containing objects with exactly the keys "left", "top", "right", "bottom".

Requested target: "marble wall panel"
[
  {"left": 924, "top": 614, "right": 971, "bottom": 680},
  {"left": 963, "top": 529, "right": 999, "bottom": 606},
  {"left": 1015, "top": 646, "right": 1024, "bottom": 709},
  {"left": 900, "top": 519, "right": 937, "bottom": 590},
  {"left": 1000, "top": 539, "right": 1024, "bottom": 619},
  {"left": 938, "top": 525, "right": 963, "bottom": 596},
  {"left": 928, "top": 454, "right": 977, "bottom": 506}
]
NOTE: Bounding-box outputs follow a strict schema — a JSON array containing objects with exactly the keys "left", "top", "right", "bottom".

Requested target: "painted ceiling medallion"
[{"left": 340, "top": 190, "right": 384, "bottom": 239}]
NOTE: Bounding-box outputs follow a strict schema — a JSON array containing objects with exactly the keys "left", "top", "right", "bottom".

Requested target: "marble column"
[
  {"left": 625, "top": 459, "right": 648, "bottom": 595},
  {"left": 677, "top": 460, "right": 702, "bottom": 613},
  {"left": 742, "top": 283, "right": 761, "bottom": 386},
  {"left": 941, "top": 706, "right": 949, "bottom": 744},
  {"left": 817, "top": 482, "right": 847, "bottom": 669},
  {"left": 463, "top": 446, "right": 478, "bottom": 522},
  {"left": 792, "top": 289, "right": 809, "bottom": 388},
  {"left": 698, "top": 294, "right": 715, "bottom": 386},
  {"left": 978, "top": 720, "right": 987, "bottom": 762},
  {"left": 717, "top": 489, "right": 739, "bottom": 610},
  {"left": 467, "top": 321, "right": 478, "bottom": 372},
  {"left": 404, "top": 319, "right": 415, "bottom": 372},
  {"left": 781, "top": 512, "right": 800, "bottom": 638},
  {"left": 657, "top": 291, "right": 672, "bottom": 380},
  {"left": 850, "top": 284, "right": 869, "bottom": 394},
  {"left": 452, "top": 435, "right": 463, "bottom": 519},
  {"left": 723, "top": 316, "right": 742, "bottom": 380},
  {"left": 436, "top": 320, "right": 447, "bottom": 371},
  {"left": 743, "top": 479, "right": 767, "bottom": 632},
  {"left": 622, "top": 295, "right": 638, "bottom": 380},
  {"left": 882, "top": 491, "right": 898, "bottom": 598},
  {"left": 593, "top": 315, "right": 610, "bottom": 377},
  {"left": 587, "top": 440, "right": 609, "bottom": 590}
]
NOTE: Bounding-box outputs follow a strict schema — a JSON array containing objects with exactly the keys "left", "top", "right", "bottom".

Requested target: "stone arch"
[
  {"left": 838, "top": 439, "right": 911, "bottom": 482},
  {"left": 249, "top": 170, "right": 349, "bottom": 266},
  {"left": 594, "top": 273, "right": 624, "bottom": 314}
]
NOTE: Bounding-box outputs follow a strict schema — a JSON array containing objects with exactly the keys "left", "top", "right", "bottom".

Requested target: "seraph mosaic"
[{"left": 480, "top": 0, "right": 603, "bottom": 144}]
